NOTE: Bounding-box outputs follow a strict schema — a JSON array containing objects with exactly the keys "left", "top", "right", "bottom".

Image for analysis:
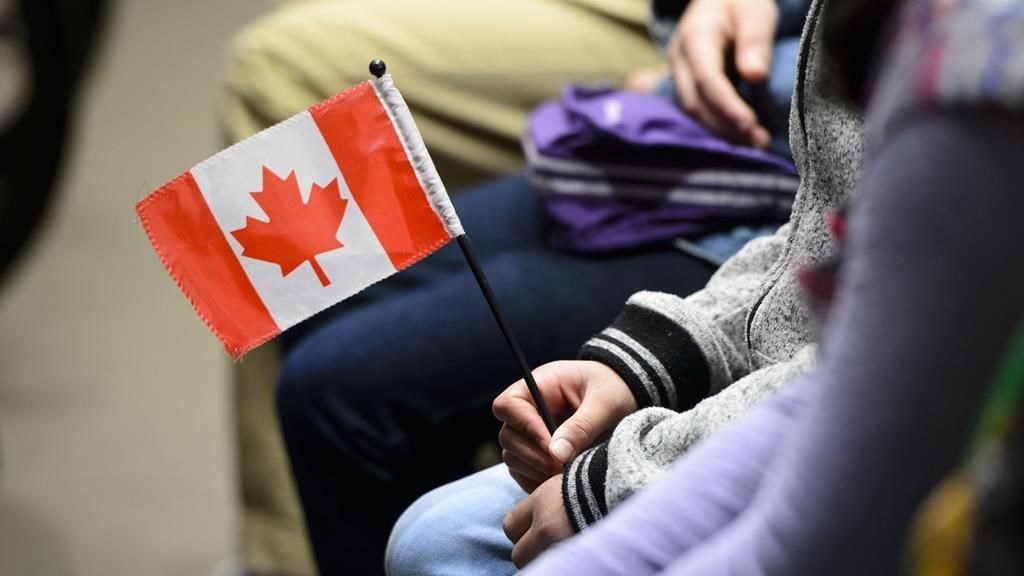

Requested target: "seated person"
[
  {"left": 387, "top": 0, "right": 868, "bottom": 573},
  {"left": 226, "top": 0, "right": 809, "bottom": 573}
]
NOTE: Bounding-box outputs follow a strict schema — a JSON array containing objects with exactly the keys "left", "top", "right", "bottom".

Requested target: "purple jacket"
[{"left": 525, "top": 86, "right": 798, "bottom": 253}]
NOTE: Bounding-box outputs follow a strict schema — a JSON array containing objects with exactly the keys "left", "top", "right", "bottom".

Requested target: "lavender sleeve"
[
  {"left": 527, "top": 374, "right": 812, "bottom": 576},
  {"left": 525, "top": 109, "right": 1024, "bottom": 576}
]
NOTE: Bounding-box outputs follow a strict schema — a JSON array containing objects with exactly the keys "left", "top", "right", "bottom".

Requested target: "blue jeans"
[
  {"left": 276, "top": 175, "right": 715, "bottom": 575},
  {"left": 387, "top": 465, "right": 522, "bottom": 576}
]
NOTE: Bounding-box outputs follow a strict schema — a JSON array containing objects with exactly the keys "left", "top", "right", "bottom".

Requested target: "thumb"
[
  {"left": 732, "top": 0, "right": 777, "bottom": 83},
  {"left": 548, "top": 394, "right": 608, "bottom": 464}
]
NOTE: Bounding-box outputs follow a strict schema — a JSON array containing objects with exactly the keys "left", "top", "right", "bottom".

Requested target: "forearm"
[
  {"left": 528, "top": 376, "right": 813, "bottom": 576},
  {"left": 603, "top": 344, "right": 813, "bottom": 507},
  {"left": 561, "top": 345, "right": 814, "bottom": 530}
]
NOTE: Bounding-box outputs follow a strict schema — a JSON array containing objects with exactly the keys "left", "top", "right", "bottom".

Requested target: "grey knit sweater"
[{"left": 563, "top": 0, "right": 864, "bottom": 531}]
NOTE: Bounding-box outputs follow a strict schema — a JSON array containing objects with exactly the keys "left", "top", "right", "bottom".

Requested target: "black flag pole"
[
  {"left": 369, "top": 59, "right": 557, "bottom": 435},
  {"left": 455, "top": 234, "right": 557, "bottom": 435}
]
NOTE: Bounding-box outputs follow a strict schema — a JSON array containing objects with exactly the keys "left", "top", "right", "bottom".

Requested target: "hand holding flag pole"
[{"left": 369, "top": 59, "right": 557, "bottom": 435}]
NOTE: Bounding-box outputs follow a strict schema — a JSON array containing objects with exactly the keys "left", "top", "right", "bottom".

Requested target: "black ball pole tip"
[{"left": 369, "top": 59, "right": 387, "bottom": 78}]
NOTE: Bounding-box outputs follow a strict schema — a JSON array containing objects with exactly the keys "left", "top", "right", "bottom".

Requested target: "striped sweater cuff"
[
  {"left": 578, "top": 302, "right": 710, "bottom": 410},
  {"left": 562, "top": 443, "right": 609, "bottom": 532}
]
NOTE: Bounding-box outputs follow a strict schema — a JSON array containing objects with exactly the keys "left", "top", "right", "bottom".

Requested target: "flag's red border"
[{"left": 136, "top": 172, "right": 280, "bottom": 357}]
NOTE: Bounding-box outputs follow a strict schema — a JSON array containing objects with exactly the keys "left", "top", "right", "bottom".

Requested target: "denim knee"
[
  {"left": 386, "top": 465, "right": 524, "bottom": 576},
  {"left": 386, "top": 495, "right": 468, "bottom": 576}
]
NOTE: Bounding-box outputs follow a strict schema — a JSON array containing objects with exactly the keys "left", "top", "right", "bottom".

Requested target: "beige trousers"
[
  {"left": 222, "top": 0, "right": 659, "bottom": 190},
  {"left": 222, "top": 2, "right": 658, "bottom": 574}
]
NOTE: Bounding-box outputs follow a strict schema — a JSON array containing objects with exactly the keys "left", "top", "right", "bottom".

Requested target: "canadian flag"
[{"left": 137, "top": 76, "right": 463, "bottom": 357}]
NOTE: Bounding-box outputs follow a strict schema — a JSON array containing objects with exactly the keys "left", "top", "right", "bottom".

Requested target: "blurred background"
[{"left": 0, "top": 0, "right": 277, "bottom": 574}]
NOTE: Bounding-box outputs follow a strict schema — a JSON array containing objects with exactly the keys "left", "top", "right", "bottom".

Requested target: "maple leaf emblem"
[{"left": 231, "top": 167, "right": 348, "bottom": 287}]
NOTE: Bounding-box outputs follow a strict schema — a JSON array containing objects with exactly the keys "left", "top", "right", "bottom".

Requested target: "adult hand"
[
  {"left": 669, "top": 0, "right": 778, "bottom": 147},
  {"left": 493, "top": 360, "right": 637, "bottom": 492},
  {"left": 503, "top": 474, "right": 573, "bottom": 568}
]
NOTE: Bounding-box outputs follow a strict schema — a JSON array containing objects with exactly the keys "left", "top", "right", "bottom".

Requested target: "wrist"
[
  {"left": 582, "top": 360, "right": 638, "bottom": 417},
  {"left": 578, "top": 295, "right": 710, "bottom": 411}
]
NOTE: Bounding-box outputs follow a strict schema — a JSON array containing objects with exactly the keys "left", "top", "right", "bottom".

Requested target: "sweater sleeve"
[
  {"left": 564, "top": 343, "right": 815, "bottom": 531},
  {"left": 541, "top": 375, "right": 813, "bottom": 573},
  {"left": 579, "top": 225, "right": 789, "bottom": 412}
]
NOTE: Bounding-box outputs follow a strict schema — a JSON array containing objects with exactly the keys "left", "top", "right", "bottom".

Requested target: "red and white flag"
[{"left": 137, "top": 76, "right": 463, "bottom": 356}]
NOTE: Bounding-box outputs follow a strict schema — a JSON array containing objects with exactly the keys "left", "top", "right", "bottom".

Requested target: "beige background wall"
[{"left": 0, "top": 0, "right": 276, "bottom": 574}]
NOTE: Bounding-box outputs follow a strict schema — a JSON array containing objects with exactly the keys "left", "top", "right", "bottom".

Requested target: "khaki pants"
[
  {"left": 222, "top": 0, "right": 660, "bottom": 190},
  {"left": 222, "top": 2, "right": 658, "bottom": 574}
]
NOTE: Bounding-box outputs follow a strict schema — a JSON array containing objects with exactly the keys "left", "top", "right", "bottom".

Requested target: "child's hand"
[
  {"left": 503, "top": 474, "right": 572, "bottom": 568},
  {"left": 493, "top": 360, "right": 637, "bottom": 492}
]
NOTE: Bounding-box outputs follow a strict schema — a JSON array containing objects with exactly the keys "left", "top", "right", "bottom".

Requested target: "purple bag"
[{"left": 525, "top": 86, "right": 798, "bottom": 253}]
